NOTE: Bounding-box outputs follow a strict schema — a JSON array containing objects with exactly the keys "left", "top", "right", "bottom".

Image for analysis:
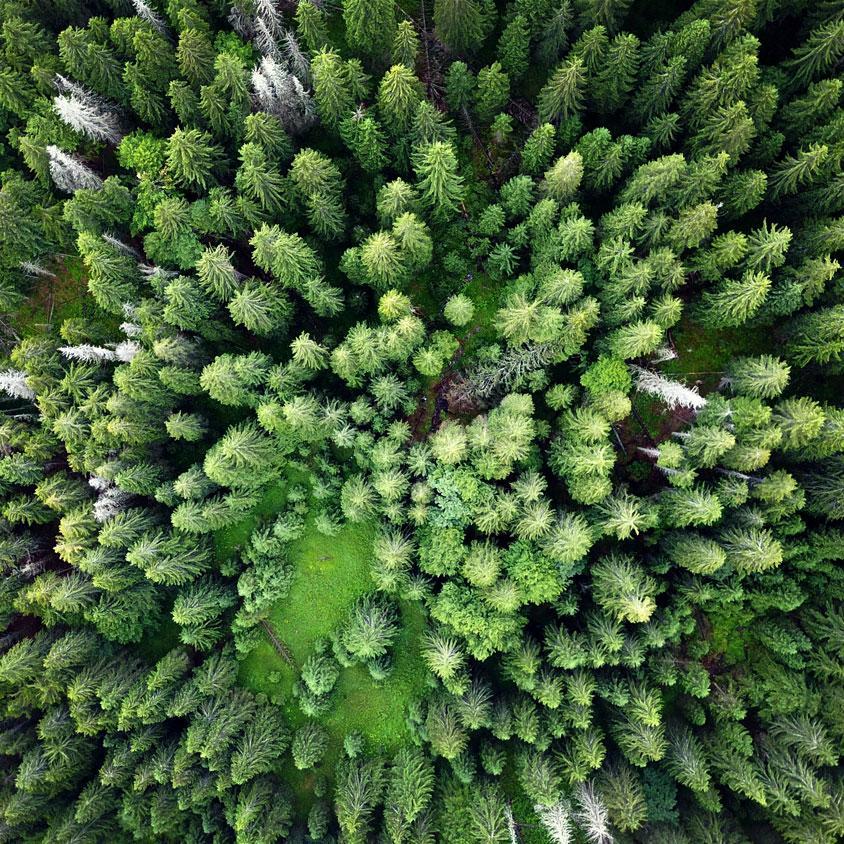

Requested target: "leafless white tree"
[
  {"left": 115, "top": 340, "right": 141, "bottom": 362},
  {"left": 504, "top": 804, "right": 519, "bottom": 844},
  {"left": 256, "top": 0, "right": 282, "bottom": 39},
  {"left": 19, "top": 261, "right": 55, "bottom": 279},
  {"left": 59, "top": 344, "right": 117, "bottom": 363},
  {"left": 715, "top": 467, "right": 762, "bottom": 484},
  {"left": 574, "top": 783, "right": 613, "bottom": 844},
  {"left": 535, "top": 800, "right": 572, "bottom": 844},
  {"left": 228, "top": 3, "right": 254, "bottom": 39},
  {"left": 88, "top": 475, "right": 110, "bottom": 492},
  {"left": 46, "top": 145, "right": 103, "bottom": 193},
  {"left": 282, "top": 30, "right": 310, "bottom": 84},
  {"left": 254, "top": 16, "right": 282, "bottom": 59},
  {"left": 53, "top": 90, "right": 123, "bottom": 144},
  {"left": 131, "top": 0, "right": 170, "bottom": 36},
  {"left": 93, "top": 485, "right": 133, "bottom": 522},
  {"left": 251, "top": 55, "right": 316, "bottom": 135},
  {"left": 138, "top": 262, "right": 178, "bottom": 282},
  {"left": 0, "top": 370, "right": 35, "bottom": 400},
  {"left": 54, "top": 73, "right": 89, "bottom": 99},
  {"left": 630, "top": 365, "right": 707, "bottom": 411},
  {"left": 102, "top": 234, "right": 140, "bottom": 258},
  {"left": 650, "top": 344, "right": 678, "bottom": 363}
]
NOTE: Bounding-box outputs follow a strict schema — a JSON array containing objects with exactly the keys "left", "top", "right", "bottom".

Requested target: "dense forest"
[{"left": 0, "top": 0, "right": 843, "bottom": 841}]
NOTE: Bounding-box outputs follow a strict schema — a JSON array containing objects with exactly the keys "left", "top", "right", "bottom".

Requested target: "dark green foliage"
[{"left": 434, "top": 0, "right": 494, "bottom": 54}]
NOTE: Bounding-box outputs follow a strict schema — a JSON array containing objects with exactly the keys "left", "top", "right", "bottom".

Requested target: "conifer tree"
[
  {"left": 340, "top": 109, "right": 389, "bottom": 173},
  {"left": 312, "top": 48, "right": 355, "bottom": 128},
  {"left": 378, "top": 64, "right": 424, "bottom": 133},
  {"left": 344, "top": 0, "right": 397, "bottom": 57},
  {"left": 497, "top": 14, "right": 530, "bottom": 80},
  {"left": 166, "top": 127, "right": 219, "bottom": 191},
  {"left": 392, "top": 20, "right": 420, "bottom": 68},
  {"left": 521, "top": 123, "right": 557, "bottom": 175},
  {"left": 474, "top": 62, "right": 510, "bottom": 124},
  {"left": 413, "top": 141, "right": 465, "bottom": 220},
  {"left": 538, "top": 56, "right": 586, "bottom": 122},
  {"left": 296, "top": 0, "right": 330, "bottom": 51},
  {"left": 434, "top": 0, "right": 491, "bottom": 54}
]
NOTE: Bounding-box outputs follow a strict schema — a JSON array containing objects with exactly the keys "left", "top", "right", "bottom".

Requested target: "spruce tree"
[
  {"left": 344, "top": 0, "right": 396, "bottom": 58},
  {"left": 434, "top": 0, "right": 491, "bottom": 54},
  {"left": 413, "top": 141, "right": 466, "bottom": 220}
]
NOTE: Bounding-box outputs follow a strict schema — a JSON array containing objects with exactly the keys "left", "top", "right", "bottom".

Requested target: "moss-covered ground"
[
  {"left": 238, "top": 513, "right": 428, "bottom": 732},
  {"left": 661, "top": 316, "right": 770, "bottom": 392},
  {"left": 213, "top": 479, "right": 290, "bottom": 561},
  {"left": 5, "top": 257, "right": 117, "bottom": 345}
]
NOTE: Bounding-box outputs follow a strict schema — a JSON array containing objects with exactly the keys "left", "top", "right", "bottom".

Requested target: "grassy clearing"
[
  {"left": 237, "top": 514, "right": 428, "bottom": 807},
  {"left": 628, "top": 316, "right": 771, "bottom": 443},
  {"left": 245, "top": 517, "right": 378, "bottom": 671},
  {"left": 322, "top": 599, "right": 427, "bottom": 749}
]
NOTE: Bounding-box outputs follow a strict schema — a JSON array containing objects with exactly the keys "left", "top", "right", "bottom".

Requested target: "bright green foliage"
[
  {"left": 228, "top": 280, "right": 291, "bottom": 336},
  {"left": 312, "top": 48, "right": 356, "bottom": 128},
  {"left": 542, "top": 151, "right": 584, "bottom": 200},
  {"left": 698, "top": 271, "right": 771, "bottom": 327},
  {"left": 727, "top": 356, "right": 790, "bottom": 399},
  {"left": 340, "top": 110, "right": 389, "bottom": 173},
  {"left": 392, "top": 20, "right": 420, "bottom": 68},
  {"left": 538, "top": 56, "right": 586, "bottom": 122},
  {"left": 413, "top": 141, "right": 466, "bottom": 220},
  {"left": 296, "top": 1, "right": 330, "bottom": 51},
  {"left": 292, "top": 722, "right": 329, "bottom": 769},
  {"left": 378, "top": 64, "right": 424, "bottom": 133},
  {"left": 521, "top": 123, "right": 557, "bottom": 175},
  {"left": 166, "top": 127, "right": 219, "bottom": 190},
  {"left": 444, "top": 294, "right": 475, "bottom": 326},
  {"left": 474, "top": 62, "right": 510, "bottom": 123}
]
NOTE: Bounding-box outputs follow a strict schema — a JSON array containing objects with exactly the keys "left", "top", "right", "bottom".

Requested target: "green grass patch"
[
  {"left": 629, "top": 316, "right": 772, "bottom": 442},
  {"left": 322, "top": 599, "right": 427, "bottom": 750},
  {"left": 247, "top": 518, "right": 378, "bottom": 669},
  {"left": 631, "top": 391, "right": 669, "bottom": 441},
  {"left": 238, "top": 516, "right": 428, "bottom": 807}
]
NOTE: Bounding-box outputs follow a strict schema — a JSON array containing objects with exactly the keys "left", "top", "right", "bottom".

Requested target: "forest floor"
[{"left": 661, "top": 317, "right": 770, "bottom": 393}]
